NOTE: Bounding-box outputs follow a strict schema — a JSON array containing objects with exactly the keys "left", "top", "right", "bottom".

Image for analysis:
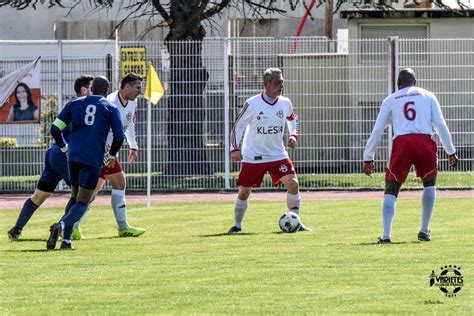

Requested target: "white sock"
[
  {"left": 382, "top": 194, "right": 397, "bottom": 239},
  {"left": 234, "top": 198, "right": 248, "bottom": 228},
  {"left": 421, "top": 186, "right": 436, "bottom": 233},
  {"left": 286, "top": 192, "right": 301, "bottom": 215},
  {"left": 111, "top": 189, "right": 128, "bottom": 230}
]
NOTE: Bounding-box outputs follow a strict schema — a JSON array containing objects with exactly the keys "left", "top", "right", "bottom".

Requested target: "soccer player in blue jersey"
[
  {"left": 46, "top": 76, "right": 124, "bottom": 250},
  {"left": 74, "top": 73, "right": 145, "bottom": 238},
  {"left": 7, "top": 75, "right": 94, "bottom": 240}
]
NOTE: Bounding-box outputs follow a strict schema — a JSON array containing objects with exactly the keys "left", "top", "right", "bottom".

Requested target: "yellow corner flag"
[{"left": 144, "top": 63, "right": 164, "bottom": 105}]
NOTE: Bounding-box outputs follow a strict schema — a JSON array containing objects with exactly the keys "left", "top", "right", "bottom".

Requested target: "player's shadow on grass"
[
  {"left": 88, "top": 236, "right": 122, "bottom": 240},
  {"left": 9, "top": 238, "right": 46, "bottom": 242},
  {"left": 199, "top": 232, "right": 258, "bottom": 237},
  {"left": 3, "top": 249, "right": 51, "bottom": 253},
  {"left": 356, "top": 241, "right": 416, "bottom": 246}
]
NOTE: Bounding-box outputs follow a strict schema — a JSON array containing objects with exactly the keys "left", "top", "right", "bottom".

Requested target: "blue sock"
[
  {"left": 62, "top": 222, "right": 73, "bottom": 242},
  {"left": 382, "top": 194, "right": 397, "bottom": 239},
  {"left": 14, "top": 198, "right": 39, "bottom": 230},
  {"left": 64, "top": 197, "right": 77, "bottom": 215},
  {"left": 60, "top": 197, "right": 77, "bottom": 221},
  {"left": 421, "top": 186, "right": 436, "bottom": 233},
  {"left": 62, "top": 202, "right": 88, "bottom": 240}
]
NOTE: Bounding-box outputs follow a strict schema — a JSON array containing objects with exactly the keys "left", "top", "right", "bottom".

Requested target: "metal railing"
[{"left": 0, "top": 37, "right": 472, "bottom": 192}]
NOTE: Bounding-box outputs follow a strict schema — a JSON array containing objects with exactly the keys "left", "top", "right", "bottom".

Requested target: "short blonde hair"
[{"left": 263, "top": 68, "right": 282, "bottom": 83}]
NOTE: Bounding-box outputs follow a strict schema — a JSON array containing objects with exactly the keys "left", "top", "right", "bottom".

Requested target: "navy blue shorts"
[
  {"left": 68, "top": 161, "right": 100, "bottom": 190},
  {"left": 37, "top": 146, "right": 70, "bottom": 192}
]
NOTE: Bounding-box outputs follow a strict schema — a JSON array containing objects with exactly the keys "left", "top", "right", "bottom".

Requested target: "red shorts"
[
  {"left": 386, "top": 134, "right": 438, "bottom": 184},
  {"left": 99, "top": 157, "right": 123, "bottom": 179},
  {"left": 237, "top": 158, "right": 296, "bottom": 188}
]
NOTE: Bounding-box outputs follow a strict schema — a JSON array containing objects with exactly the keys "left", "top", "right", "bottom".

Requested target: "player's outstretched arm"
[
  {"left": 431, "top": 95, "right": 456, "bottom": 156},
  {"left": 363, "top": 99, "right": 391, "bottom": 163},
  {"left": 286, "top": 109, "right": 298, "bottom": 150}
]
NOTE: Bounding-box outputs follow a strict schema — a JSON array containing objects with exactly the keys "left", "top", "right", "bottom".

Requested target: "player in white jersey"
[
  {"left": 74, "top": 73, "right": 145, "bottom": 238},
  {"left": 228, "top": 68, "right": 311, "bottom": 233},
  {"left": 363, "top": 68, "right": 458, "bottom": 243}
]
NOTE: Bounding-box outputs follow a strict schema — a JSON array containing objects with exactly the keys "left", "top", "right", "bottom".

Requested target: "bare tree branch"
[
  {"left": 50, "top": 0, "right": 65, "bottom": 8},
  {"left": 245, "top": 0, "right": 286, "bottom": 14},
  {"left": 151, "top": 0, "right": 170, "bottom": 22},
  {"left": 204, "top": 0, "right": 231, "bottom": 19},
  {"left": 189, "top": 0, "right": 209, "bottom": 23},
  {"left": 136, "top": 20, "right": 168, "bottom": 39},
  {"left": 457, "top": 0, "right": 469, "bottom": 10},
  {"left": 429, "top": 0, "right": 446, "bottom": 9},
  {"left": 334, "top": 0, "right": 346, "bottom": 13},
  {"left": 0, "top": 0, "right": 37, "bottom": 10}
]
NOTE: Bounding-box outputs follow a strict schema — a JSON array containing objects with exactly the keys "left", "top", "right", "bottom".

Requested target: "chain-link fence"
[{"left": 0, "top": 37, "right": 472, "bottom": 192}]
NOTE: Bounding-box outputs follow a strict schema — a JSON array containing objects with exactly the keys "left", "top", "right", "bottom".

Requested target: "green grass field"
[{"left": 1, "top": 197, "right": 472, "bottom": 314}]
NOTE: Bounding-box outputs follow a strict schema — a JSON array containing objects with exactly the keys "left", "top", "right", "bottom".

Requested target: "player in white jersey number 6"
[
  {"left": 363, "top": 68, "right": 458, "bottom": 244},
  {"left": 228, "top": 68, "right": 311, "bottom": 233}
]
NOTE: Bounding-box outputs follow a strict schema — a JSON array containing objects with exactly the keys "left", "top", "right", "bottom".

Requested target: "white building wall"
[{"left": 0, "top": 2, "right": 350, "bottom": 40}]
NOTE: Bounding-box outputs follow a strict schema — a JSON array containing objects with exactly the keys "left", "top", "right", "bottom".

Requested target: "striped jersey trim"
[{"left": 231, "top": 102, "right": 250, "bottom": 149}]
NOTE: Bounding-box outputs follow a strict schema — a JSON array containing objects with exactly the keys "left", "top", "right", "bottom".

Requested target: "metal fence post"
[
  {"left": 57, "top": 40, "right": 64, "bottom": 191},
  {"left": 57, "top": 40, "right": 63, "bottom": 111},
  {"left": 223, "top": 38, "right": 231, "bottom": 189},
  {"left": 387, "top": 36, "right": 399, "bottom": 161},
  {"left": 114, "top": 30, "right": 120, "bottom": 90},
  {"left": 106, "top": 53, "right": 113, "bottom": 82}
]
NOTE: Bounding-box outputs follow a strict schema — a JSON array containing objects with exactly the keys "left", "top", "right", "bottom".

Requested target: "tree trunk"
[
  {"left": 324, "top": 0, "right": 333, "bottom": 39},
  {"left": 166, "top": 40, "right": 210, "bottom": 175}
]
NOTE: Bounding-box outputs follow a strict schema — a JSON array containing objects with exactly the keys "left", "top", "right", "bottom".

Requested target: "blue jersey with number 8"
[{"left": 57, "top": 95, "right": 124, "bottom": 169}]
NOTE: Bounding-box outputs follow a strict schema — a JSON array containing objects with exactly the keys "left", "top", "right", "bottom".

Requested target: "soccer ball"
[{"left": 279, "top": 211, "right": 301, "bottom": 233}]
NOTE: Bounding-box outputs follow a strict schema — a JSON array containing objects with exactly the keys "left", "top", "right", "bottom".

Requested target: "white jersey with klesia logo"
[
  {"left": 105, "top": 90, "right": 138, "bottom": 150},
  {"left": 364, "top": 86, "right": 455, "bottom": 161},
  {"left": 231, "top": 93, "right": 298, "bottom": 163}
]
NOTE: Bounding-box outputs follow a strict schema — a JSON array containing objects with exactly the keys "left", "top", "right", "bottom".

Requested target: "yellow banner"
[{"left": 120, "top": 47, "right": 147, "bottom": 78}]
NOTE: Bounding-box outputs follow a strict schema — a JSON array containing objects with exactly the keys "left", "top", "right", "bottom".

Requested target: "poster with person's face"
[{"left": 0, "top": 60, "right": 41, "bottom": 124}]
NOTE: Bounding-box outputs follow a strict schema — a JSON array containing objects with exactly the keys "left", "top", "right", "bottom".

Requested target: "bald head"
[
  {"left": 397, "top": 68, "right": 416, "bottom": 89},
  {"left": 92, "top": 76, "right": 110, "bottom": 96}
]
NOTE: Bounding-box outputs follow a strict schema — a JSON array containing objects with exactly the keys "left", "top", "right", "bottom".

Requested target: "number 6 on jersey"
[{"left": 403, "top": 101, "right": 416, "bottom": 121}]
